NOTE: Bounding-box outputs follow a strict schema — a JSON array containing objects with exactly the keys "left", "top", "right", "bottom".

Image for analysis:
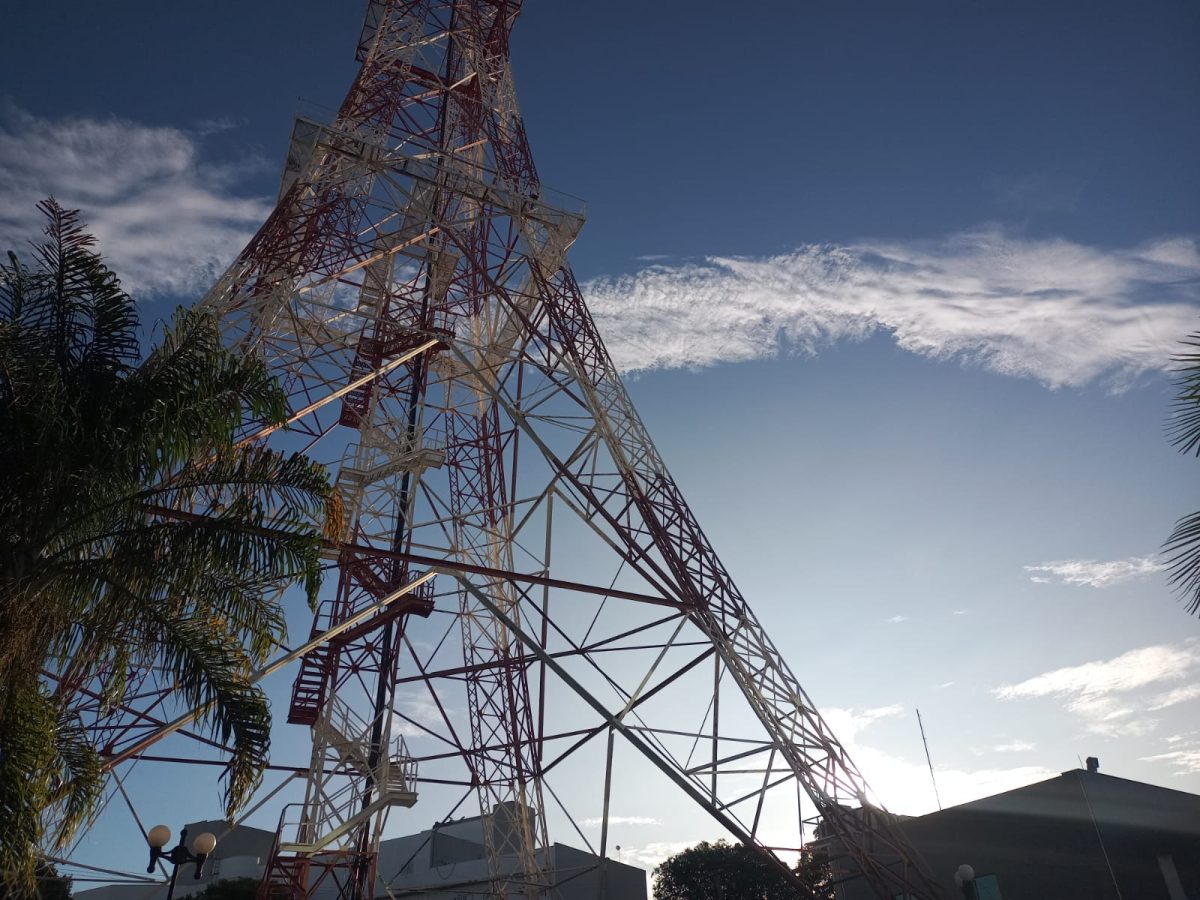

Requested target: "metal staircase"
[
  {"left": 288, "top": 576, "right": 436, "bottom": 726},
  {"left": 261, "top": 695, "right": 420, "bottom": 898}
]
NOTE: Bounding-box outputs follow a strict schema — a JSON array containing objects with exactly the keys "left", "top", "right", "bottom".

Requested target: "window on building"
[{"left": 975, "top": 874, "right": 1002, "bottom": 900}]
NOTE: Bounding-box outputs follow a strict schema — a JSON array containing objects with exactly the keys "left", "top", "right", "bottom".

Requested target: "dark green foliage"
[
  {"left": 1166, "top": 332, "right": 1200, "bottom": 614},
  {"left": 190, "top": 878, "right": 258, "bottom": 900},
  {"left": 0, "top": 863, "right": 71, "bottom": 900},
  {"left": 790, "top": 847, "right": 834, "bottom": 900},
  {"left": 0, "top": 201, "right": 334, "bottom": 891},
  {"left": 652, "top": 839, "right": 833, "bottom": 900}
]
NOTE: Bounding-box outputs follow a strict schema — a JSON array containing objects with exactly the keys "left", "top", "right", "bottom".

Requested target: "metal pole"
[
  {"left": 916, "top": 708, "right": 942, "bottom": 811},
  {"left": 164, "top": 861, "right": 180, "bottom": 900},
  {"left": 164, "top": 830, "right": 186, "bottom": 900}
]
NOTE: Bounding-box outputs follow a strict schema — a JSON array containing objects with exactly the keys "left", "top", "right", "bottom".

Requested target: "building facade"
[
  {"left": 76, "top": 809, "right": 646, "bottom": 900},
  {"left": 833, "top": 767, "right": 1200, "bottom": 899}
]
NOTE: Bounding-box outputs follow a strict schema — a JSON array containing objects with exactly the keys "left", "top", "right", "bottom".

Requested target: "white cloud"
[
  {"left": 868, "top": 754, "right": 1055, "bottom": 815},
  {"left": 0, "top": 106, "right": 271, "bottom": 298},
  {"left": 583, "top": 233, "right": 1200, "bottom": 388},
  {"left": 1024, "top": 556, "right": 1166, "bottom": 588},
  {"left": 995, "top": 643, "right": 1198, "bottom": 701},
  {"left": 1140, "top": 747, "right": 1200, "bottom": 775},
  {"left": 1142, "top": 730, "right": 1200, "bottom": 775},
  {"left": 618, "top": 841, "right": 695, "bottom": 873},
  {"left": 6, "top": 107, "right": 1197, "bottom": 393},
  {"left": 993, "top": 740, "right": 1036, "bottom": 753},
  {"left": 994, "top": 642, "right": 1200, "bottom": 737},
  {"left": 822, "top": 705, "right": 1054, "bottom": 815},
  {"left": 193, "top": 116, "right": 247, "bottom": 137},
  {"left": 581, "top": 816, "right": 661, "bottom": 827},
  {"left": 391, "top": 690, "right": 449, "bottom": 740},
  {"left": 1149, "top": 684, "right": 1200, "bottom": 711},
  {"left": 886, "top": 614, "right": 908, "bottom": 624},
  {"left": 821, "top": 704, "right": 905, "bottom": 745}
]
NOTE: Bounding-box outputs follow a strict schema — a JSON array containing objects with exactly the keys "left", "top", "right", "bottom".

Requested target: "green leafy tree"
[
  {"left": 0, "top": 201, "right": 336, "bottom": 891},
  {"left": 1165, "top": 331, "right": 1200, "bottom": 615},
  {"left": 652, "top": 839, "right": 833, "bottom": 900}
]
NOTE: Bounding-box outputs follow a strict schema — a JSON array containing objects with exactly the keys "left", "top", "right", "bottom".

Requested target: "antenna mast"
[
  {"left": 917, "top": 707, "right": 944, "bottom": 811},
  {"left": 62, "top": 4, "right": 950, "bottom": 897}
]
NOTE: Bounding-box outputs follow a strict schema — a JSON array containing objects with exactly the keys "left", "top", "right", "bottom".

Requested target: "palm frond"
[
  {"left": 1167, "top": 334, "right": 1200, "bottom": 456},
  {"left": 45, "top": 714, "right": 104, "bottom": 851},
  {"left": 1164, "top": 509, "right": 1200, "bottom": 614},
  {"left": 1, "top": 199, "right": 334, "bottom": 860},
  {"left": 135, "top": 608, "right": 272, "bottom": 815},
  {"left": 0, "top": 251, "right": 31, "bottom": 324},
  {"left": 0, "top": 683, "right": 79, "bottom": 893},
  {"left": 131, "top": 308, "right": 285, "bottom": 473},
  {"left": 9, "top": 200, "right": 140, "bottom": 374}
]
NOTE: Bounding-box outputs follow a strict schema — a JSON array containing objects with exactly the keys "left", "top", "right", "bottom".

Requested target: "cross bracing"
[{"left": 47, "top": 3, "right": 947, "bottom": 899}]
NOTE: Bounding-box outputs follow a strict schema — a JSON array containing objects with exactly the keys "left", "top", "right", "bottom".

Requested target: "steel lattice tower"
[{"left": 59, "top": 3, "right": 947, "bottom": 899}]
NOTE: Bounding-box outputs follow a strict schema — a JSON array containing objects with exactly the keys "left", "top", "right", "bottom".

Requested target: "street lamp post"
[
  {"left": 145, "top": 825, "right": 218, "bottom": 900},
  {"left": 954, "top": 864, "right": 977, "bottom": 899}
]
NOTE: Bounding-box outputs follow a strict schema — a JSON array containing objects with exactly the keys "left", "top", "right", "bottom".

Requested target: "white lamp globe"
[
  {"left": 192, "top": 832, "right": 218, "bottom": 855},
  {"left": 954, "top": 864, "right": 975, "bottom": 886}
]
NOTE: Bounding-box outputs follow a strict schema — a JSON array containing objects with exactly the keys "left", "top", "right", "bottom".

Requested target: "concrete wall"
[{"left": 376, "top": 840, "right": 647, "bottom": 899}]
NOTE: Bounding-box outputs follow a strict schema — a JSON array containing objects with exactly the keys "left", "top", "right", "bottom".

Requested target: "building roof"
[
  {"left": 832, "top": 768, "right": 1200, "bottom": 898},
  {"left": 914, "top": 768, "right": 1200, "bottom": 836}
]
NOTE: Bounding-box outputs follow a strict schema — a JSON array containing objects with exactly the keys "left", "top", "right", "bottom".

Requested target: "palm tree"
[
  {"left": 0, "top": 200, "right": 336, "bottom": 890},
  {"left": 1165, "top": 330, "right": 1200, "bottom": 616}
]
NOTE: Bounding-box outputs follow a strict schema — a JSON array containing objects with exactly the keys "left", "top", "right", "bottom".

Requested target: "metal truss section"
[{"left": 60, "top": 3, "right": 947, "bottom": 900}]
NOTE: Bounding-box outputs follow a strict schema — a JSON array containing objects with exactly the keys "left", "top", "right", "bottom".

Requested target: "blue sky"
[{"left": 3, "top": 0, "right": 1200, "bottom": 880}]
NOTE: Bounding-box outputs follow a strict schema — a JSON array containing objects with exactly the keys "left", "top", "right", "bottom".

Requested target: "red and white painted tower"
[{"left": 74, "top": 3, "right": 948, "bottom": 899}]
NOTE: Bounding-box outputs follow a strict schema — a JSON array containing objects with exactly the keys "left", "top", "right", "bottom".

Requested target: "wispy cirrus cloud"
[
  {"left": 391, "top": 690, "right": 449, "bottom": 740},
  {"left": 581, "top": 816, "right": 661, "bottom": 827},
  {"left": 1142, "top": 732, "right": 1200, "bottom": 775},
  {"left": 0, "top": 105, "right": 271, "bottom": 297},
  {"left": 993, "top": 740, "right": 1036, "bottom": 753},
  {"left": 1149, "top": 684, "right": 1200, "bottom": 711},
  {"left": 994, "top": 641, "right": 1200, "bottom": 737},
  {"left": 4, "top": 107, "right": 1197, "bottom": 393},
  {"left": 585, "top": 234, "right": 1200, "bottom": 388},
  {"left": 822, "top": 704, "right": 906, "bottom": 743},
  {"left": 1140, "top": 747, "right": 1200, "bottom": 775},
  {"left": 1024, "top": 555, "right": 1166, "bottom": 587},
  {"left": 821, "top": 704, "right": 1055, "bottom": 815},
  {"left": 995, "top": 643, "right": 1198, "bottom": 700}
]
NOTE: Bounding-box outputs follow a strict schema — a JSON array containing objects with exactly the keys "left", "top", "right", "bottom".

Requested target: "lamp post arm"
[{"left": 146, "top": 827, "right": 211, "bottom": 900}]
